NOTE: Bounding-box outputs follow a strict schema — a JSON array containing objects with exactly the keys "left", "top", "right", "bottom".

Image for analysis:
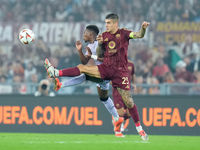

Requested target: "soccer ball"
[{"left": 19, "top": 29, "right": 35, "bottom": 44}]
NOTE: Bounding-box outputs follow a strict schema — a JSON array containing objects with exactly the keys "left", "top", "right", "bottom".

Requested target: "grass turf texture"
[{"left": 0, "top": 133, "right": 199, "bottom": 150}]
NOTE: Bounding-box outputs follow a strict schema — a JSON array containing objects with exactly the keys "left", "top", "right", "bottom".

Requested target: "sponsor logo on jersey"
[
  {"left": 108, "top": 49, "right": 117, "bottom": 53},
  {"left": 104, "top": 38, "right": 108, "bottom": 41}
]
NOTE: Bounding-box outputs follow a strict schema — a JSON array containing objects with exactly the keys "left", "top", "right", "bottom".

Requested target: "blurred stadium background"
[
  {"left": 0, "top": 0, "right": 200, "bottom": 95},
  {"left": 0, "top": 1, "right": 200, "bottom": 149}
]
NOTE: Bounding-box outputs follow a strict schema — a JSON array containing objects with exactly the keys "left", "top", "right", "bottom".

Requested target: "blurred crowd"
[
  {"left": 0, "top": 0, "right": 200, "bottom": 23},
  {"left": 0, "top": 0, "right": 200, "bottom": 95},
  {"left": 0, "top": 36, "right": 81, "bottom": 94},
  {"left": 128, "top": 35, "right": 200, "bottom": 94}
]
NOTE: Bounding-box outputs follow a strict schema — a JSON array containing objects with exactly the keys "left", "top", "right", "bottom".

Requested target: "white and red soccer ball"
[{"left": 19, "top": 29, "right": 35, "bottom": 44}]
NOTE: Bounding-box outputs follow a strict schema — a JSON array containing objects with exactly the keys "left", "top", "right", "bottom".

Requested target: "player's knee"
[
  {"left": 77, "top": 64, "right": 84, "bottom": 68},
  {"left": 77, "top": 64, "right": 84, "bottom": 73},
  {"left": 100, "top": 97, "right": 108, "bottom": 101}
]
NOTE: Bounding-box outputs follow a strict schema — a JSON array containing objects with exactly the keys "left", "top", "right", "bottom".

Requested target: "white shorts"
[{"left": 96, "top": 80, "right": 110, "bottom": 90}]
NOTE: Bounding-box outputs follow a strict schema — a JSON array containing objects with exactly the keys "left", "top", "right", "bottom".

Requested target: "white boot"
[{"left": 44, "top": 59, "right": 59, "bottom": 78}]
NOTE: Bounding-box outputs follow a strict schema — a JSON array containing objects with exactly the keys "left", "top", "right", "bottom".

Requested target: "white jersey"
[
  {"left": 84, "top": 41, "right": 109, "bottom": 90},
  {"left": 85, "top": 41, "right": 102, "bottom": 65}
]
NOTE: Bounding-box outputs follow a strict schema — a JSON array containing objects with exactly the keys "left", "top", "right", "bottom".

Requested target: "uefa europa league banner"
[{"left": 0, "top": 95, "right": 199, "bottom": 136}]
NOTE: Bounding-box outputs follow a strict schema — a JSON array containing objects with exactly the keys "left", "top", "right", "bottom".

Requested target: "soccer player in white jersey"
[{"left": 53, "top": 25, "right": 124, "bottom": 137}]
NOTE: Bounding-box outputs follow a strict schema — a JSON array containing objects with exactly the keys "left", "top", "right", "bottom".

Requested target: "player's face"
[
  {"left": 83, "top": 29, "right": 91, "bottom": 42},
  {"left": 105, "top": 19, "right": 117, "bottom": 33}
]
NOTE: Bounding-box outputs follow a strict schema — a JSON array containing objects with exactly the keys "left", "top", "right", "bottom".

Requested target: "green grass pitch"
[{"left": 0, "top": 133, "right": 199, "bottom": 150}]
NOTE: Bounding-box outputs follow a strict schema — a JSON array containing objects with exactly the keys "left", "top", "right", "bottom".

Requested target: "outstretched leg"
[
  {"left": 54, "top": 74, "right": 86, "bottom": 91},
  {"left": 44, "top": 59, "right": 101, "bottom": 79}
]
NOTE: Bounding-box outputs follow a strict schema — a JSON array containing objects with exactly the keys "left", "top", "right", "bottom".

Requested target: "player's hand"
[
  {"left": 75, "top": 40, "right": 82, "bottom": 51},
  {"left": 141, "top": 21, "right": 150, "bottom": 29},
  {"left": 97, "top": 34, "right": 103, "bottom": 44},
  {"left": 84, "top": 47, "right": 92, "bottom": 57}
]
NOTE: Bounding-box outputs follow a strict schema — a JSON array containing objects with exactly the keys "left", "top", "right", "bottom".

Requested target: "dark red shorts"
[{"left": 97, "top": 63, "right": 131, "bottom": 91}]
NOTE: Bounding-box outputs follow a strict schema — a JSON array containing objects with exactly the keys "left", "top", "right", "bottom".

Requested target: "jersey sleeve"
[
  {"left": 84, "top": 44, "right": 93, "bottom": 56},
  {"left": 102, "top": 32, "right": 107, "bottom": 50},
  {"left": 122, "top": 28, "right": 133, "bottom": 40}
]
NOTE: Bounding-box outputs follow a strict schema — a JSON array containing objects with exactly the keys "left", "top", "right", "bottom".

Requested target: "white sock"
[
  {"left": 113, "top": 116, "right": 119, "bottom": 122},
  {"left": 101, "top": 97, "right": 119, "bottom": 121},
  {"left": 136, "top": 125, "right": 143, "bottom": 132},
  {"left": 61, "top": 73, "right": 86, "bottom": 87}
]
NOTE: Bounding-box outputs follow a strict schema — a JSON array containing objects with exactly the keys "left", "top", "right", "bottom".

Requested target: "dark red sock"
[
  {"left": 128, "top": 104, "right": 141, "bottom": 126},
  {"left": 59, "top": 67, "right": 80, "bottom": 77}
]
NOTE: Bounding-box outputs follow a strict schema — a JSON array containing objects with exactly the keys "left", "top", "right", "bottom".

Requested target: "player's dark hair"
[
  {"left": 86, "top": 25, "right": 99, "bottom": 35},
  {"left": 105, "top": 13, "right": 119, "bottom": 21}
]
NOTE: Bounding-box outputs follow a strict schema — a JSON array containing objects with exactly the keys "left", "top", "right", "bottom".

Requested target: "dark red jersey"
[
  {"left": 102, "top": 28, "right": 132, "bottom": 71},
  {"left": 127, "top": 60, "right": 135, "bottom": 83}
]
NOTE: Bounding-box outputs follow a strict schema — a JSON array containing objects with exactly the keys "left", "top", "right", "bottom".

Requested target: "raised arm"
[
  {"left": 84, "top": 45, "right": 104, "bottom": 62},
  {"left": 130, "top": 21, "right": 150, "bottom": 39},
  {"left": 96, "top": 34, "right": 104, "bottom": 57},
  {"left": 96, "top": 44, "right": 104, "bottom": 58},
  {"left": 76, "top": 41, "right": 90, "bottom": 65},
  {"left": 97, "top": 57, "right": 104, "bottom": 62}
]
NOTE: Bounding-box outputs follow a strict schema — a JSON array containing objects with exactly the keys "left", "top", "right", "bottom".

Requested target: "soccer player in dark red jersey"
[
  {"left": 44, "top": 13, "right": 149, "bottom": 140},
  {"left": 112, "top": 60, "right": 144, "bottom": 138}
]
